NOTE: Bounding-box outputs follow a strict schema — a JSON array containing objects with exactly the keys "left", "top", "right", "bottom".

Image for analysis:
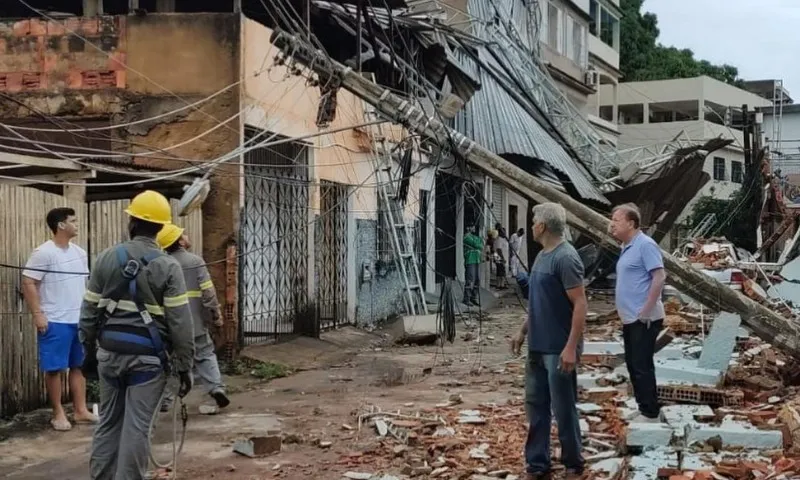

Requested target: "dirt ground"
[{"left": 0, "top": 294, "right": 617, "bottom": 480}]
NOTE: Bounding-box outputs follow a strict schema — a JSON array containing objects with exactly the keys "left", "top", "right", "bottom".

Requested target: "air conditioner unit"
[{"left": 584, "top": 70, "right": 600, "bottom": 87}]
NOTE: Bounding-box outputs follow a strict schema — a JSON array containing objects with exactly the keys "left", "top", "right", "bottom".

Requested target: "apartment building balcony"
[{"left": 588, "top": 34, "right": 619, "bottom": 73}]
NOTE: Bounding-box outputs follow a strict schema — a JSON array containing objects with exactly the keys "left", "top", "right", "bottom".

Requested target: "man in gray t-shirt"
[{"left": 511, "top": 203, "right": 587, "bottom": 479}]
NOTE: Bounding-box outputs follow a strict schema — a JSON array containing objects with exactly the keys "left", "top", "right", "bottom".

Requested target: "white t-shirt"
[{"left": 22, "top": 240, "right": 88, "bottom": 324}]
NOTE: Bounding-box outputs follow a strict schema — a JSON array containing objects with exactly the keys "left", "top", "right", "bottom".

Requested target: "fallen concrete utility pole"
[{"left": 269, "top": 30, "right": 800, "bottom": 358}]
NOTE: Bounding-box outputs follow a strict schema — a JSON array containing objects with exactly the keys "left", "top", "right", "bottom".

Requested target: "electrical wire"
[
  {"left": 0, "top": 118, "right": 387, "bottom": 188},
  {"left": 15, "top": 0, "right": 246, "bottom": 142},
  {"left": 5, "top": 83, "right": 240, "bottom": 133}
]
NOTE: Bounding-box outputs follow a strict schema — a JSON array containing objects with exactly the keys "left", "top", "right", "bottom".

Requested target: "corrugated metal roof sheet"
[
  {"left": 449, "top": 0, "right": 608, "bottom": 204},
  {"left": 453, "top": 47, "right": 608, "bottom": 203}
]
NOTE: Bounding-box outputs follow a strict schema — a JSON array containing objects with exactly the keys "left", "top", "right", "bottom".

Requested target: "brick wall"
[{"left": 0, "top": 16, "right": 126, "bottom": 93}]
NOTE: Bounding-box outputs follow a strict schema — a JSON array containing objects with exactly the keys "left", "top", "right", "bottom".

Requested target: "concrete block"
[
  {"left": 618, "top": 407, "right": 639, "bottom": 421},
  {"left": 654, "top": 346, "right": 685, "bottom": 360},
  {"left": 626, "top": 422, "right": 676, "bottom": 447},
  {"left": 584, "top": 342, "right": 624, "bottom": 355},
  {"left": 660, "top": 405, "right": 715, "bottom": 437},
  {"left": 577, "top": 403, "right": 603, "bottom": 414},
  {"left": 393, "top": 314, "right": 440, "bottom": 344},
  {"left": 655, "top": 359, "right": 724, "bottom": 387},
  {"left": 737, "top": 327, "right": 750, "bottom": 339},
  {"left": 685, "top": 417, "right": 783, "bottom": 449},
  {"left": 684, "top": 345, "right": 703, "bottom": 359},
  {"left": 698, "top": 312, "right": 741, "bottom": 372},
  {"left": 589, "top": 457, "right": 624, "bottom": 477},
  {"left": 660, "top": 405, "right": 715, "bottom": 427},
  {"left": 629, "top": 448, "right": 679, "bottom": 480},
  {"left": 579, "top": 418, "right": 590, "bottom": 433},
  {"left": 233, "top": 435, "right": 281, "bottom": 457},
  {"left": 577, "top": 373, "right": 606, "bottom": 389},
  {"left": 584, "top": 387, "right": 618, "bottom": 402}
]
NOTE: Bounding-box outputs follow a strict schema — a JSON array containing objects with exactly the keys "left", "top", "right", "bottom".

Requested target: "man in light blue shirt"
[{"left": 609, "top": 203, "right": 666, "bottom": 420}]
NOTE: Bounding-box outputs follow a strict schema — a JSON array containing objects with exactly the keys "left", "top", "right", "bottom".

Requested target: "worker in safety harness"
[
  {"left": 79, "top": 190, "right": 195, "bottom": 480},
  {"left": 157, "top": 223, "right": 230, "bottom": 412}
]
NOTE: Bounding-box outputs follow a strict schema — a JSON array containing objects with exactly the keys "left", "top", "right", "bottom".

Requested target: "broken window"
[
  {"left": 713, "top": 157, "right": 727, "bottom": 181},
  {"left": 731, "top": 160, "right": 744, "bottom": 184}
]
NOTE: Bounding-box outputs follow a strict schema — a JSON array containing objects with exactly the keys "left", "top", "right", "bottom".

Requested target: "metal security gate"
[
  {"left": 316, "top": 181, "right": 349, "bottom": 330},
  {"left": 239, "top": 129, "right": 311, "bottom": 344}
]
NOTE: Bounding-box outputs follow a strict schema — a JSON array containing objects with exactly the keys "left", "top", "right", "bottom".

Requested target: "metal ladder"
[
  {"left": 363, "top": 98, "right": 428, "bottom": 317},
  {"left": 688, "top": 213, "right": 717, "bottom": 240}
]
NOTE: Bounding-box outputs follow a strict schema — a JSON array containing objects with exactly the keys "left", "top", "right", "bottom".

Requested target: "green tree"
[
  {"left": 620, "top": 0, "right": 743, "bottom": 86},
  {"left": 688, "top": 184, "right": 759, "bottom": 252}
]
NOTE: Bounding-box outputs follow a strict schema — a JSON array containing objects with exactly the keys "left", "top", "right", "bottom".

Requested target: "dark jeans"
[
  {"left": 463, "top": 263, "right": 479, "bottom": 304},
  {"left": 524, "top": 352, "right": 583, "bottom": 474},
  {"left": 623, "top": 319, "right": 663, "bottom": 418}
]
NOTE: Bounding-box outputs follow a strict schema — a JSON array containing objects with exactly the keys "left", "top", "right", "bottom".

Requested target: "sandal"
[
  {"left": 51, "top": 418, "right": 72, "bottom": 431},
  {"left": 73, "top": 413, "right": 99, "bottom": 424}
]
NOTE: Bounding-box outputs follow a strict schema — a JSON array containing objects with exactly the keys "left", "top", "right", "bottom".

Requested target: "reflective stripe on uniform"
[
  {"left": 186, "top": 290, "right": 202, "bottom": 298},
  {"left": 163, "top": 293, "right": 189, "bottom": 308},
  {"left": 199, "top": 279, "right": 214, "bottom": 290},
  {"left": 84, "top": 290, "right": 102, "bottom": 303},
  {"left": 98, "top": 298, "right": 165, "bottom": 316}
]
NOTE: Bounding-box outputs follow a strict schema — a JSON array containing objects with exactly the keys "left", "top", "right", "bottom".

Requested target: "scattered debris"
[{"left": 232, "top": 435, "right": 281, "bottom": 457}]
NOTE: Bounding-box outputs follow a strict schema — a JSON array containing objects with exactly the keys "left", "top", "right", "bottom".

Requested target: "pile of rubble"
[
  {"left": 332, "top": 303, "right": 800, "bottom": 480},
  {"left": 579, "top": 304, "right": 800, "bottom": 479},
  {"left": 683, "top": 238, "right": 740, "bottom": 270}
]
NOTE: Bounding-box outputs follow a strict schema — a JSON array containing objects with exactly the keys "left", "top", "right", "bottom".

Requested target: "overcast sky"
[{"left": 642, "top": 0, "right": 800, "bottom": 97}]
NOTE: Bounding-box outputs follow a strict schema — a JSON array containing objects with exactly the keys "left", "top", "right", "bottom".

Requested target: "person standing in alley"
[
  {"left": 463, "top": 223, "right": 483, "bottom": 306},
  {"left": 22, "top": 207, "right": 98, "bottom": 432},
  {"left": 157, "top": 224, "right": 230, "bottom": 412},
  {"left": 511, "top": 203, "right": 587, "bottom": 479},
  {"left": 509, "top": 227, "right": 525, "bottom": 277},
  {"left": 494, "top": 227, "right": 509, "bottom": 289},
  {"left": 79, "top": 190, "right": 195, "bottom": 479},
  {"left": 608, "top": 202, "right": 665, "bottom": 420}
]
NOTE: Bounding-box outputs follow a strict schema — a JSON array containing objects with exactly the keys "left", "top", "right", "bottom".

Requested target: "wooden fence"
[
  {"left": 87, "top": 199, "right": 203, "bottom": 265},
  {"left": 0, "top": 188, "right": 202, "bottom": 418}
]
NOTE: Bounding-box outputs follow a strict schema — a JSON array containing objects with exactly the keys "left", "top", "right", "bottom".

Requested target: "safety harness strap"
[{"left": 100, "top": 246, "right": 170, "bottom": 370}]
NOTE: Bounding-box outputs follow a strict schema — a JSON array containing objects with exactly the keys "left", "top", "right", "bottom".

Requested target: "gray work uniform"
[
  {"left": 80, "top": 236, "right": 194, "bottom": 480},
  {"left": 165, "top": 248, "right": 224, "bottom": 399}
]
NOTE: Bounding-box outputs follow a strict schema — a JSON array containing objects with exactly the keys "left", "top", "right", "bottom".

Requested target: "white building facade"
[
  {"left": 538, "top": 0, "right": 622, "bottom": 144},
  {"left": 598, "top": 76, "right": 772, "bottom": 247}
]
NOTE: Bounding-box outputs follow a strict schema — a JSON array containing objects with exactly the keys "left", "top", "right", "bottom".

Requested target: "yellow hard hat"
[
  {"left": 125, "top": 190, "right": 172, "bottom": 225},
  {"left": 156, "top": 223, "right": 185, "bottom": 250}
]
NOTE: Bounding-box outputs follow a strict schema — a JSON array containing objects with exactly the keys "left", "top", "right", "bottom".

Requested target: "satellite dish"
[{"left": 178, "top": 177, "right": 211, "bottom": 217}]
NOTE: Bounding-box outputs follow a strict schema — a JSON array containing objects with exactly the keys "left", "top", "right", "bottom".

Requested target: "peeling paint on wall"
[{"left": 0, "top": 16, "right": 126, "bottom": 93}]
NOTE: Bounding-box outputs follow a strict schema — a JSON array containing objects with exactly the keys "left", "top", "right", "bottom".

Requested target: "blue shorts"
[{"left": 38, "top": 322, "right": 84, "bottom": 373}]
